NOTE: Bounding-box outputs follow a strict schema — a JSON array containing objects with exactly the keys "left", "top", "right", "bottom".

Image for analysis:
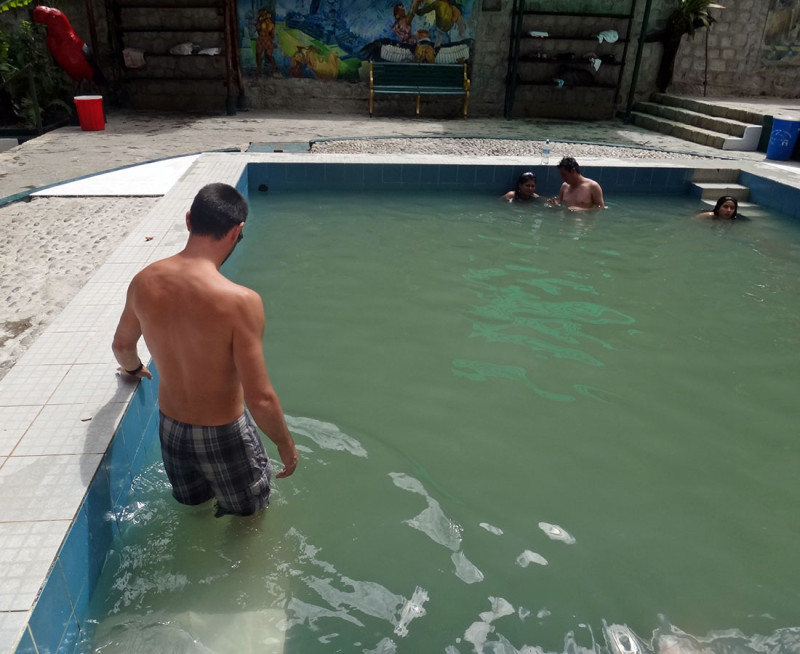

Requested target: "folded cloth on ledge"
[
  {"left": 529, "top": 30, "right": 549, "bottom": 37},
  {"left": 123, "top": 48, "right": 146, "bottom": 69},
  {"left": 596, "top": 29, "right": 619, "bottom": 43}
]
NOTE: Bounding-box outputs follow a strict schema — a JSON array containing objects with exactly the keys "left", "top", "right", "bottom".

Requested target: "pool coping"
[{"left": 1, "top": 151, "right": 799, "bottom": 652}]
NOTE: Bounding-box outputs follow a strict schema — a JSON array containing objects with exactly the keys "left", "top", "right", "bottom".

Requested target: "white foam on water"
[
  {"left": 394, "top": 586, "right": 429, "bottom": 637},
  {"left": 479, "top": 522, "right": 504, "bottom": 535},
  {"left": 364, "top": 636, "right": 398, "bottom": 653},
  {"left": 451, "top": 551, "right": 485, "bottom": 584},
  {"left": 464, "top": 621, "right": 494, "bottom": 651},
  {"left": 389, "top": 472, "right": 426, "bottom": 495},
  {"left": 479, "top": 596, "right": 515, "bottom": 623},
  {"left": 538, "top": 522, "right": 576, "bottom": 544},
  {"left": 391, "top": 472, "right": 463, "bottom": 551},
  {"left": 285, "top": 416, "right": 368, "bottom": 457},
  {"left": 406, "top": 505, "right": 463, "bottom": 551},
  {"left": 286, "top": 597, "right": 363, "bottom": 629},
  {"left": 516, "top": 550, "right": 548, "bottom": 568}
]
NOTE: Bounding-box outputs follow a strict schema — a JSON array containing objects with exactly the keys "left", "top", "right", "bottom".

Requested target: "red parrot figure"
[{"left": 32, "top": 6, "right": 105, "bottom": 85}]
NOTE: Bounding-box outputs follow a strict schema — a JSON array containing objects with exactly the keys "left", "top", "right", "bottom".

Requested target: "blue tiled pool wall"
[
  {"left": 245, "top": 162, "right": 695, "bottom": 197},
  {"left": 16, "top": 369, "right": 161, "bottom": 654},
  {"left": 739, "top": 170, "right": 800, "bottom": 220}
]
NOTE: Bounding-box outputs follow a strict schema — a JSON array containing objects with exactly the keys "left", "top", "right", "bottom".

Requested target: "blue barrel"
[{"left": 766, "top": 116, "right": 800, "bottom": 160}]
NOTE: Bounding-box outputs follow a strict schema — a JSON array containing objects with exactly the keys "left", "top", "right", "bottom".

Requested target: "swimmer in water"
[
  {"left": 503, "top": 171, "right": 539, "bottom": 202},
  {"left": 696, "top": 195, "right": 746, "bottom": 220}
]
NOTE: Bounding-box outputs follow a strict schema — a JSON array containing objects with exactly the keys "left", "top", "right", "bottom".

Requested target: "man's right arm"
[
  {"left": 112, "top": 280, "right": 153, "bottom": 380},
  {"left": 547, "top": 183, "right": 566, "bottom": 206},
  {"left": 233, "top": 288, "right": 298, "bottom": 479}
]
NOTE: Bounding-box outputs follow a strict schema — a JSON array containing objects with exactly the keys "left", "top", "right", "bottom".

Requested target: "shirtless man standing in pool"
[
  {"left": 112, "top": 183, "right": 298, "bottom": 517},
  {"left": 546, "top": 156, "right": 605, "bottom": 211}
]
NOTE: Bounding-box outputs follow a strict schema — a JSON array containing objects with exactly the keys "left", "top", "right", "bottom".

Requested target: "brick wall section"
[{"left": 642, "top": 0, "right": 797, "bottom": 99}]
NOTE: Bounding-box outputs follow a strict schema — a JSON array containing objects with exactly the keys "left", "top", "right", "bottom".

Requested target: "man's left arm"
[
  {"left": 112, "top": 282, "right": 152, "bottom": 380},
  {"left": 591, "top": 181, "right": 605, "bottom": 208}
]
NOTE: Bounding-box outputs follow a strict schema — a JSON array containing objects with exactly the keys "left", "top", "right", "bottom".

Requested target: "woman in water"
[
  {"left": 697, "top": 195, "right": 746, "bottom": 220},
  {"left": 503, "top": 172, "right": 539, "bottom": 202}
]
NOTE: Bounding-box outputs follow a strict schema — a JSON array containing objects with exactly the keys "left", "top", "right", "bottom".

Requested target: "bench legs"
[
  {"left": 463, "top": 91, "right": 469, "bottom": 119},
  {"left": 369, "top": 90, "right": 374, "bottom": 117},
  {"left": 415, "top": 95, "right": 420, "bottom": 117}
]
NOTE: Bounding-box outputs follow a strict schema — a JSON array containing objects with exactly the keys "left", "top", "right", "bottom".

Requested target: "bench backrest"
[{"left": 371, "top": 62, "right": 466, "bottom": 89}]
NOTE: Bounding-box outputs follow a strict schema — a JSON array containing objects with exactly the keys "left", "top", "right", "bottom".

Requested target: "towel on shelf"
[{"left": 596, "top": 29, "right": 619, "bottom": 43}]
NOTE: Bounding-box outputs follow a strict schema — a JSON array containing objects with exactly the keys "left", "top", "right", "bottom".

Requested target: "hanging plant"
[{"left": 650, "top": 0, "right": 724, "bottom": 92}]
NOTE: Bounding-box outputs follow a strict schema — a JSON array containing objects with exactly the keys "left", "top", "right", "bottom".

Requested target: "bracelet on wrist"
[{"left": 125, "top": 362, "right": 144, "bottom": 376}]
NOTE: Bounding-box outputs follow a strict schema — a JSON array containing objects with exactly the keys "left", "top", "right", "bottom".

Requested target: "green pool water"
[{"left": 82, "top": 191, "right": 800, "bottom": 653}]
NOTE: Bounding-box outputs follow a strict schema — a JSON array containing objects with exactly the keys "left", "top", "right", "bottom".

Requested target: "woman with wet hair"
[
  {"left": 503, "top": 171, "right": 539, "bottom": 202},
  {"left": 697, "top": 195, "right": 746, "bottom": 220}
]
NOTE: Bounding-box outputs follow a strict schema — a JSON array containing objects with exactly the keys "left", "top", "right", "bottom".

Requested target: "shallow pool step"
[
  {"left": 92, "top": 609, "right": 287, "bottom": 653},
  {"left": 691, "top": 182, "right": 750, "bottom": 201}
]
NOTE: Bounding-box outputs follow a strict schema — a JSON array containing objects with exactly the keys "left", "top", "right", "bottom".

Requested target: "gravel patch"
[{"left": 311, "top": 137, "right": 721, "bottom": 159}]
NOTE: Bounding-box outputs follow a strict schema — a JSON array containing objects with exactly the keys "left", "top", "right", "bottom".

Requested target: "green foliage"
[
  {"left": 0, "top": 0, "right": 34, "bottom": 13},
  {"left": 673, "top": 0, "right": 725, "bottom": 36},
  {"left": 0, "top": 19, "right": 74, "bottom": 127}
]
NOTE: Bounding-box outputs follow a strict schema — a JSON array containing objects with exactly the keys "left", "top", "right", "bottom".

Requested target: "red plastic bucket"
[{"left": 73, "top": 95, "right": 105, "bottom": 131}]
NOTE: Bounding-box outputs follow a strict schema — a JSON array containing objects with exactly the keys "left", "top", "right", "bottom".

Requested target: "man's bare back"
[
  {"left": 113, "top": 183, "right": 297, "bottom": 514},
  {"left": 130, "top": 254, "right": 257, "bottom": 426}
]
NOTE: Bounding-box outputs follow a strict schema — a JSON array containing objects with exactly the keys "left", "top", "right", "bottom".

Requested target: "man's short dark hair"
[
  {"left": 189, "top": 183, "right": 248, "bottom": 240},
  {"left": 557, "top": 157, "right": 580, "bottom": 174}
]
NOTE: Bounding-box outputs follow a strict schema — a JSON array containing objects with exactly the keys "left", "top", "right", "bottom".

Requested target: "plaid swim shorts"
[{"left": 159, "top": 411, "right": 272, "bottom": 517}]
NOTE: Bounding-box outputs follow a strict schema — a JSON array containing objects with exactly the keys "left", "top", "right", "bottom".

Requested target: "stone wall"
[
  {"left": 6, "top": 0, "right": 796, "bottom": 118},
  {"left": 670, "top": 0, "right": 797, "bottom": 97}
]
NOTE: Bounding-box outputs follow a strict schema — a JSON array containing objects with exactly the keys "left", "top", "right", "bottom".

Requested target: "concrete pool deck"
[{"left": 1, "top": 105, "right": 800, "bottom": 652}]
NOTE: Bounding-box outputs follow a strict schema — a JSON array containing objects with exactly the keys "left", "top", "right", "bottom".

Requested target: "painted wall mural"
[
  {"left": 762, "top": 0, "right": 800, "bottom": 65},
  {"left": 237, "top": 0, "right": 476, "bottom": 80}
]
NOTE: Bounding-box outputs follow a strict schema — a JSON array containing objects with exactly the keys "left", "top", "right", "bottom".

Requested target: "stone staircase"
[{"left": 630, "top": 93, "right": 764, "bottom": 152}]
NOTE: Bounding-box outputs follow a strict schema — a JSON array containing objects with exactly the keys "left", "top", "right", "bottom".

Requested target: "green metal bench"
[{"left": 369, "top": 61, "right": 470, "bottom": 119}]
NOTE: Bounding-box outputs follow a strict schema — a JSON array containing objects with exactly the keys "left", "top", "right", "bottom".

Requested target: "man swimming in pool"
[
  {"left": 546, "top": 156, "right": 605, "bottom": 211},
  {"left": 112, "top": 183, "right": 298, "bottom": 517}
]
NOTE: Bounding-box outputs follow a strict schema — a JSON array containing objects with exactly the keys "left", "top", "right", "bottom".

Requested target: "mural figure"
[
  {"left": 288, "top": 45, "right": 308, "bottom": 77},
  {"left": 255, "top": 10, "right": 278, "bottom": 74},
  {"left": 413, "top": 29, "right": 436, "bottom": 62},
  {"left": 392, "top": 1, "right": 423, "bottom": 43},
  {"left": 415, "top": 0, "right": 466, "bottom": 40},
  {"left": 304, "top": 44, "right": 340, "bottom": 78}
]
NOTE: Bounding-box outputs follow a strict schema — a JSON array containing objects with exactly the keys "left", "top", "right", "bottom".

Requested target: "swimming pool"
[
  {"left": 9, "top": 155, "right": 800, "bottom": 647},
  {"left": 74, "top": 185, "right": 800, "bottom": 652}
]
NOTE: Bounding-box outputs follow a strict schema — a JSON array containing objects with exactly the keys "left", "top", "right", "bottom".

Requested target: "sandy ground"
[{"left": 0, "top": 196, "right": 158, "bottom": 380}]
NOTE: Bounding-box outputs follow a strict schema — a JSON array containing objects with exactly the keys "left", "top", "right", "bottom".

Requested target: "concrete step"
[
  {"left": 633, "top": 101, "right": 761, "bottom": 150},
  {"left": 651, "top": 93, "right": 764, "bottom": 125},
  {"left": 691, "top": 182, "right": 750, "bottom": 201},
  {"left": 630, "top": 111, "right": 728, "bottom": 149},
  {"left": 691, "top": 168, "right": 740, "bottom": 183}
]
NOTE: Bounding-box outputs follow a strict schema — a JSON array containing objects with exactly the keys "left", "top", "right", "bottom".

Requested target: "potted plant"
[{"left": 650, "top": 0, "right": 724, "bottom": 92}]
